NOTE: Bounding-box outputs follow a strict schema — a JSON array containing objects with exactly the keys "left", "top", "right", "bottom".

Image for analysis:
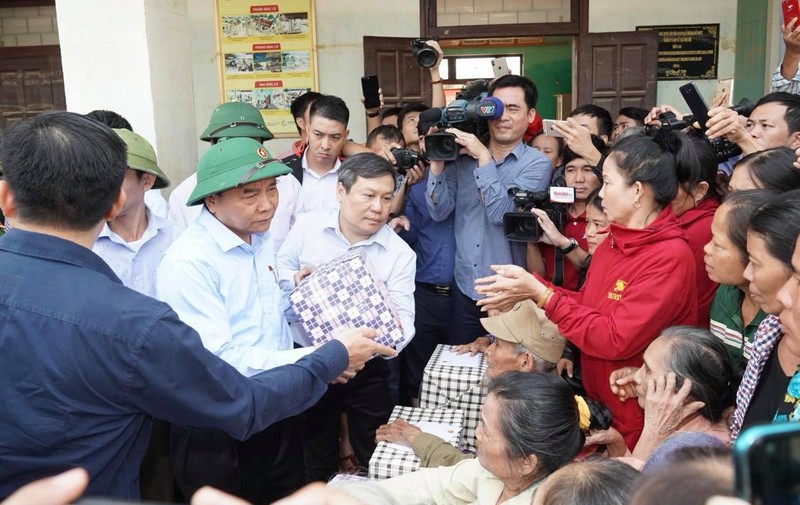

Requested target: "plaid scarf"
[{"left": 730, "top": 315, "right": 782, "bottom": 441}]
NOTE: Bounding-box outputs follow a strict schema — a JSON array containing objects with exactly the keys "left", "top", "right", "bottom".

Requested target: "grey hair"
[
  {"left": 513, "top": 343, "right": 557, "bottom": 373},
  {"left": 488, "top": 372, "right": 584, "bottom": 481},
  {"left": 337, "top": 152, "right": 396, "bottom": 192}
]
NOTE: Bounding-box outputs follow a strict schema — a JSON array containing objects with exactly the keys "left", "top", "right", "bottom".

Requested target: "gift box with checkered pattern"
[
  {"left": 368, "top": 406, "right": 463, "bottom": 480},
  {"left": 419, "top": 344, "right": 487, "bottom": 452},
  {"left": 289, "top": 249, "right": 404, "bottom": 348}
]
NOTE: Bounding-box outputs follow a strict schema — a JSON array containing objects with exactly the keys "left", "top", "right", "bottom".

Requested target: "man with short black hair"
[
  {"left": 281, "top": 95, "right": 350, "bottom": 212},
  {"left": 707, "top": 91, "right": 800, "bottom": 154},
  {"left": 426, "top": 74, "right": 551, "bottom": 342},
  {"left": 278, "top": 91, "right": 323, "bottom": 159},
  {"left": 0, "top": 112, "right": 390, "bottom": 500},
  {"left": 398, "top": 103, "right": 428, "bottom": 152},
  {"left": 569, "top": 104, "right": 613, "bottom": 143},
  {"left": 612, "top": 107, "right": 648, "bottom": 144},
  {"left": 366, "top": 124, "right": 405, "bottom": 151},
  {"left": 278, "top": 152, "right": 416, "bottom": 482}
]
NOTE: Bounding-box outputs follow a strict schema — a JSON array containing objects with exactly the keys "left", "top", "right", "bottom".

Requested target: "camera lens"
[
  {"left": 415, "top": 47, "right": 438, "bottom": 68},
  {"left": 440, "top": 136, "right": 455, "bottom": 152}
]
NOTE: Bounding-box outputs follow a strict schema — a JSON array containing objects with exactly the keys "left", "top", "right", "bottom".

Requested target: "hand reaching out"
[
  {"left": 474, "top": 264, "right": 545, "bottom": 313},
  {"left": 609, "top": 366, "right": 639, "bottom": 402}
]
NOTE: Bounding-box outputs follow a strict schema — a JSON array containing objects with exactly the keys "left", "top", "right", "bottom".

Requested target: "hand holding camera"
[
  {"left": 410, "top": 37, "right": 442, "bottom": 68},
  {"left": 530, "top": 208, "right": 570, "bottom": 248},
  {"left": 447, "top": 128, "right": 492, "bottom": 166}
]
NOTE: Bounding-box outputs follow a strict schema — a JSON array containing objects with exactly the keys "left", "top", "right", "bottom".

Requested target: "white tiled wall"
[
  {"left": 437, "top": 0, "right": 569, "bottom": 26},
  {"left": 0, "top": 6, "right": 59, "bottom": 47}
]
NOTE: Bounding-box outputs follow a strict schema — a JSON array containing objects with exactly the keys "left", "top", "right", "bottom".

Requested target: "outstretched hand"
[{"left": 475, "top": 264, "right": 544, "bottom": 313}]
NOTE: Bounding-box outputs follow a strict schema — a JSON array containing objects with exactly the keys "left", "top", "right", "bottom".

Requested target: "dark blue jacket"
[{"left": 0, "top": 230, "right": 347, "bottom": 500}]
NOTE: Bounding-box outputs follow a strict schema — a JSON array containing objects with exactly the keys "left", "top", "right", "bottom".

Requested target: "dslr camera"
[
  {"left": 655, "top": 82, "right": 755, "bottom": 164},
  {"left": 410, "top": 37, "right": 440, "bottom": 68},
  {"left": 390, "top": 147, "right": 423, "bottom": 176},
  {"left": 419, "top": 80, "right": 504, "bottom": 161},
  {"left": 503, "top": 187, "right": 575, "bottom": 242}
]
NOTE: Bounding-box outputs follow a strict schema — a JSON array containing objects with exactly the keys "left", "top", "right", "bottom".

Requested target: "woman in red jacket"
[
  {"left": 671, "top": 133, "right": 722, "bottom": 326},
  {"left": 474, "top": 130, "right": 698, "bottom": 449}
]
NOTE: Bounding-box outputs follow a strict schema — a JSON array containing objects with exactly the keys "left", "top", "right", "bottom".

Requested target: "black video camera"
[
  {"left": 411, "top": 37, "right": 440, "bottom": 68},
  {"left": 420, "top": 81, "right": 504, "bottom": 161},
  {"left": 390, "top": 147, "right": 423, "bottom": 176},
  {"left": 503, "top": 187, "right": 574, "bottom": 242}
]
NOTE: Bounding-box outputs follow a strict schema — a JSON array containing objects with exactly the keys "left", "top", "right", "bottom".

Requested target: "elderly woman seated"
[
  {"left": 376, "top": 300, "right": 567, "bottom": 467},
  {"left": 596, "top": 326, "right": 738, "bottom": 463},
  {"left": 376, "top": 372, "right": 586, "bottom": 505}
]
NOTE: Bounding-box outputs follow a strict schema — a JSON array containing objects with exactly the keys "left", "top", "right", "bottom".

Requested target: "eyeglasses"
[{"left": 486, "top": 334, "right": 496, "bottom": 345}]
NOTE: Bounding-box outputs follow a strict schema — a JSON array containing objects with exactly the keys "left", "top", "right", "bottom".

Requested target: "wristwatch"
[{"left": 560, "top": 238, "right": 579, "bottom": 254}]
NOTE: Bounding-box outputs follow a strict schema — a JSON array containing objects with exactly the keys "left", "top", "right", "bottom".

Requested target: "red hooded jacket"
[
  {"left": 541, "top": 207, "right": 698, "bottom": 449},
  {"left": 677, "top": 198, "right": 720, "bottom": 327}
]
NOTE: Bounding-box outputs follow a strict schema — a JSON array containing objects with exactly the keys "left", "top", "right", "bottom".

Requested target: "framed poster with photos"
[{"left": 215, "top": 0, "right": 317, "bottom": 137}]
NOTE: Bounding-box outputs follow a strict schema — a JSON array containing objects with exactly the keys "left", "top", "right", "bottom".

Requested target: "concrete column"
[{"left": 55, "top": 0, "right": 197, "bottom": 192}]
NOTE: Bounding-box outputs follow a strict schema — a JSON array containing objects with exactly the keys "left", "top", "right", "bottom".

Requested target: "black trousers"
[
  {"left": 169, "top": 416, "right": 303, "bottom": 505},
  {"left": 300, "top": 357, "right": 392, "bottom": 482},
  {"left": 399, "top": 283, "right": 456, "bottom": 403},
  {"left": 451, "top": 285, "right": 489, "bottom": 345}
]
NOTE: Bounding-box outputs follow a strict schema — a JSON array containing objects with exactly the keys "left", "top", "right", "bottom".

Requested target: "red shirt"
[
  {"left": 541, "top": 211, "right": 588, "bottom": 291},
  {"left": 541, "top": 207, "right": 698, "bottom": 449},
  {"left": 677, "top": 198, "right": 720, "bottom": 327}
]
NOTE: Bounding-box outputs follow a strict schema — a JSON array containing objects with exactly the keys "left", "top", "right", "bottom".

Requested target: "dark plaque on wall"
[{"left": 636, "top": 24, "right": 719, "bottom": 80}]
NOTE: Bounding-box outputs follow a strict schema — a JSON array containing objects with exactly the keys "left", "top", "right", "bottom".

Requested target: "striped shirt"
[{"left": 708, "top": 284, "right": 767, "bottom": 361}]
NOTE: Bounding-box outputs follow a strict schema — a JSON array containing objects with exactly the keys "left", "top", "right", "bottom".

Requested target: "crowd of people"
[{"left": 2, "top": 34, "right": 800, "bottom": 505}]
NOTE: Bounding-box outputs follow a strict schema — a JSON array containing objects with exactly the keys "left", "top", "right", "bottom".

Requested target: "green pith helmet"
[
  {"left": 112, "top": 128, "right": 171, "bottom": 189},
  {"left": 187, "top": 137, "right": 290, "bottom": 206},
  {"left": 200, "top": 101, "right": 274, "bottom": 142}
]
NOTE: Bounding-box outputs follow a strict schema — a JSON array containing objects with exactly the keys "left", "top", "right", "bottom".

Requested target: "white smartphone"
[
  {"left": 713, "top": 78, "right": 734, "bottom": 107},
  {"left": 543, "top": 119, "right": 568, "bottom": 137},
  {"left": 491, "top": 57, "right": 512, "bottom": 79}
]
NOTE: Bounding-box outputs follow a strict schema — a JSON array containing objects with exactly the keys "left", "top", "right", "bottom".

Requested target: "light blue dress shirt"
[
  {"left": 157, "top": 207, "right": 311, "bottom": 377},
  {"left": 425, "top": 140, "right": 551, "bottom": 300},
  {"left": 277, "top": 208, "right": 417, "bottom": 351},
  {"left": 93, "top": 207, "right": 182, "bottom": 298}
]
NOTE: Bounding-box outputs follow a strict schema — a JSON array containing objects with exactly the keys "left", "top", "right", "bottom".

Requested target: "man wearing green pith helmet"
[
  {"left": 167, "top": 101, "right": 303, "bottom": 252},
  {"left": 157, "top": 137, "right": 325, "bottom": 503},
  {"left": 93, "top": 129, "right": 181, "bottom": 298}
]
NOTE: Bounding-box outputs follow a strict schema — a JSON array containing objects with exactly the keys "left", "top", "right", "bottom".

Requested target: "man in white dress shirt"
[
  {"left": 280, "top": 95, "right": 349, "bottom": 213},
  {"left": 278, "top": 152, "right": 416, "bottom": 481}
]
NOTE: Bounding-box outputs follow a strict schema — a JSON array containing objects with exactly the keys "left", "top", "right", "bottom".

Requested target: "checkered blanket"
[
  {"left": 419, "top": 344, "right": 487, "bottom": 452},
  {"left": 289, "top": 249, "right": 404, "bottom": 348},
  {"left": 368, "top": 406, "right": 463, "bottom": 480}
]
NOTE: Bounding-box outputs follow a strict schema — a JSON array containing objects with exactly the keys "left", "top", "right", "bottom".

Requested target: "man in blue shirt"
[
  {"left": 425, "top": 74, "right": 551, "bottom": 342},
  {"left": 157, "top": 137, "right": 315, "bottom": 502},
  {"left": 392, "top": 165, "right": 457, "bottom": 405},
  {"left": 0, "top": 112, "right": 393, "bottom": 501}
]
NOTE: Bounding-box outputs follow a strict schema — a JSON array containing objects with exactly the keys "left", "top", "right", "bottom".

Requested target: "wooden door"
[
  {"left": 363, "top": 36, "right": 433, "bottom": 108},
  {"left": 0, "top": 46, "right": 66, "bottom": 133},
  {"left": 577, "top": 31, "right": 658, "bottom": 113}
]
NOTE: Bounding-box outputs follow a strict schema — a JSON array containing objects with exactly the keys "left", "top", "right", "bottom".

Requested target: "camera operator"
[
  {"left": 527, "top": 140, "right": 605, "bottom": 291},
  {"left": 426, "top": 74, "right": 552, "bottom": 342},
  {"left": 705, "top": 92, "right": 800, "bottom": 155}
]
